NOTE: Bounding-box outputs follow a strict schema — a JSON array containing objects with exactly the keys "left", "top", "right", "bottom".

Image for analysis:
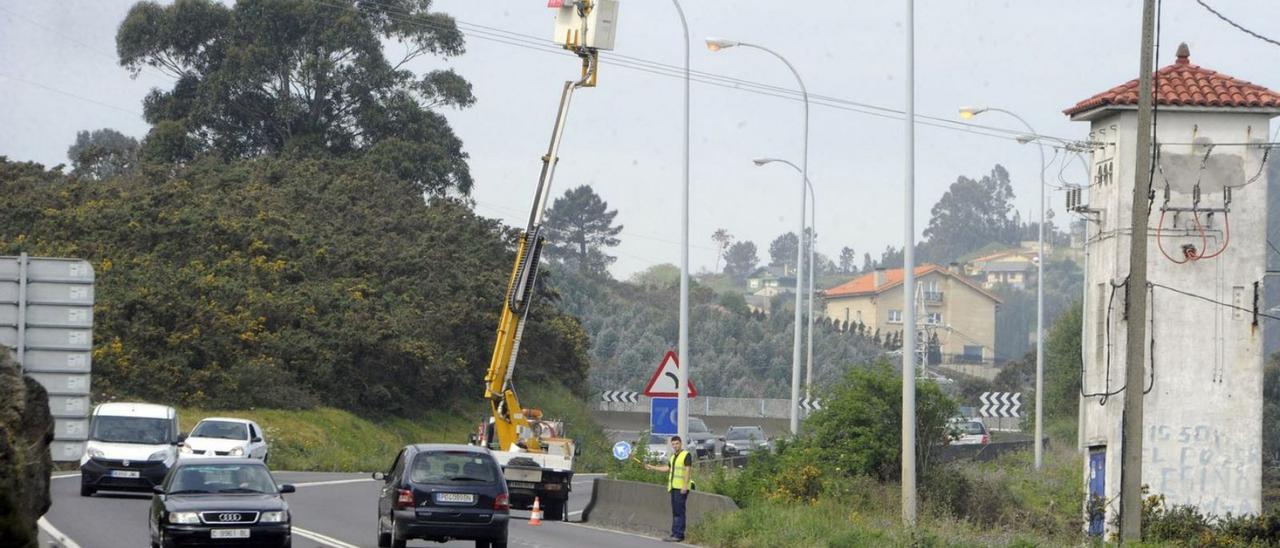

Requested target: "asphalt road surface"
[{"left": 40, "top": 471, "right": 684, "bottom": 548}]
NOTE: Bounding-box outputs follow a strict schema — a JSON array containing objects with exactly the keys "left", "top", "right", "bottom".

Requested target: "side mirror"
[
  {"left": 152, "top": 485, "right": 165, "bottom": 495},
  {"left": 372, "top": 472, "right": 386, "bottom": 481},
  {"left": 717, "top": 437, "right": 725, "bottom": 442},
  {"left": 468, "top": 433, "right": 478, "bottom": 446},
  {"left": 278, "top": 484, "right": 295, "bottom": 494},
  {"left": 251, "top": 437, "right": 263, "bottom": 443},
  {"left": 175, "top": 432, "right": 188, "bottom": 445}
]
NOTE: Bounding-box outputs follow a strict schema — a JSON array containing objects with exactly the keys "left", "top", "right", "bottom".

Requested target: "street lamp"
[
  {"left": 671, "top": 0, "right": 692, "bottom": 449},
  {"left": 710, "top": 37, "right": 810, "bottom": 435},
  {"left": 959, "top": 105, "right": 1047, "bottom": 471},
  {"left": 752, "top": 158, "right": 817, "bottom": 401}
]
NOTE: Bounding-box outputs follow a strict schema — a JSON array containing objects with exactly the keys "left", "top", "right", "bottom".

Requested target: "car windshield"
[
  {"left": 410, "top": 451, "right": 500, "bottom": 484},
  {"left": 959, "top": 422, "right": 986, "bottom": 435},
  {"left": 727, "top": 428, "right": 764, "bottom": 441},
  {"left": 89, "top": 415, "right": 171, "bottom": 445},
  {"left": 688, "top": 419, "right": 709, "bottom": 433},
  {"left": 168, "top": 463, "right": 277, "bottom": 494},
  {"left": 191, "top": 420, "right": 248, "bottom": 441}
]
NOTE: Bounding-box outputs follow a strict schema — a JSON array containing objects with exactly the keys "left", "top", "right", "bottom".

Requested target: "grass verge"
[{"left": 179, "top": 382, "right": 611, "bottom": 473}]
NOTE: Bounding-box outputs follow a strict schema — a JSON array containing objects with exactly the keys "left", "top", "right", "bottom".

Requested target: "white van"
[{"left": 79, "top": 402, "right": 183, "bottom": 497}]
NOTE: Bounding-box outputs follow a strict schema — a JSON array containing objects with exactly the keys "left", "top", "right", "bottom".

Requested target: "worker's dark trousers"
[{"left": 670, "top": 490, "right": 688, "bottom": 539}]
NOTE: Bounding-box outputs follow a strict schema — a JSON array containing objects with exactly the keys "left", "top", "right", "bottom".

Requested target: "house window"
[
  {"left": 962, "top": 345, "right": 983, "bottom": 362},
  {"left": 888, "top": 309, "right": 902, "bottom": 323},
  {"left": 844, "top": 308, "right": 850, "bottom": 323},
  {"left": 926, "top": 312, "right": 942, "bottom": 325},
  {"left": 856, "top": 310, "right": 863, "bottom": 322}
]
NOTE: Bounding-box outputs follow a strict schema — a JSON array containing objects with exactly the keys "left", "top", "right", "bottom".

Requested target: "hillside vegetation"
[{"left": 0, "top": 156, "right": 591, "bottom": 415}]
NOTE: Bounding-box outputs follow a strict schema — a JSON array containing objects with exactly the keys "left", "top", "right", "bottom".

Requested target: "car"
[
  {"left": 638, "top": 434, "right": 672, "bottom": 463},
  {"left": 721, "top": 426, "right": 772, "bottom": 459},
  {"left": 949, "top": 418, "right": 990, "bottom": 445},
  {"left": 686, "top": 417, "right": 718, "bottom": 459},
  {"left": 148, "top": 458, "right": 294, "bottom": 548},
  {"left": 374, "top": 444, "right": 509, "bottom": 548},
  {"left": 80, "top": 402, "right": 184, "bottom": 497},
  {"left": 181, "top": 418, "right": 269, "bottom": 462}
]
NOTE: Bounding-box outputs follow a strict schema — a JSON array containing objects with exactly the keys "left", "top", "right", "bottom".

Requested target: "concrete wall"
[
  {"left": 1078, "top": 108, "right": 1272, "bottom": 532},
  {"left": 580, "top": 478, "right": 738, "bottom": 537},
  {"left": 823, "top": 293, "right": 877, "bottom": 328}
]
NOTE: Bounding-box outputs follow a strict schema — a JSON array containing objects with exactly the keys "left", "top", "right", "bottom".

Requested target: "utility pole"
[
  {"left": 901, "top": 0, "right": 918, "bottom": 526},
  {"left": 1120, "top": 0, "right": 1156, "bottom": 540}
]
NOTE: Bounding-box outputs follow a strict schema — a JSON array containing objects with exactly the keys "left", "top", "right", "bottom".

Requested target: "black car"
[
  {"left": 148, "top": 458, "right": 294, "bottom": 548},
  {"left": 374, "top": 444, "right": 509, "bottom": 548},
  {"left": 687, "top": 417, "right": 718, "bottom": 459},
  {"left": 721, "top": 426, "right": 772, "bottom": 465}
]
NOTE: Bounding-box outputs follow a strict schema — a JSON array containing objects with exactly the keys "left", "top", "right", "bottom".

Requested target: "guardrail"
[
  {"left": 936, "top": 438, "right": 1043, "bottom": 463},
  {"left": 580, "top": 478, "right": 738, "bottom": 537}
]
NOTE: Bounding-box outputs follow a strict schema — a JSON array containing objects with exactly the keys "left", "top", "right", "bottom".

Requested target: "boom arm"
[{"left": 484, "top": 48, "right": 599, "bottom": 454}]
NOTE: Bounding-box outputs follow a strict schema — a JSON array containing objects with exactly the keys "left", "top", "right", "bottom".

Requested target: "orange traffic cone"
[{"left": 529, "top": 497, "right": 543, "bottom": 526}]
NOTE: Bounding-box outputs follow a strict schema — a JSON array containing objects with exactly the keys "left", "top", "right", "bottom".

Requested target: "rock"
[{"left": 0, "top": 347, "right": 53, "bottom": 548}]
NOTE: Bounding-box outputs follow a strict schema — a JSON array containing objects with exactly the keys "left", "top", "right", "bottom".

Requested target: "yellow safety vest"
[{"left": 667, "top": 450, "right": 691, "bottom": 491}]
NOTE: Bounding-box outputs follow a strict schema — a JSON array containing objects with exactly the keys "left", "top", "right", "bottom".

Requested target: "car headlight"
[
  {"left": 259, "top": 511, "right": 287, "bottom": 523},
  {"left": 86, "top": 447, "right": 104, "bottom": 458},
  {"left": 230, "top": 447, "right": 245, "bottom": 456},
  {"left": 168, "top": 512, "right": 200, "bottom": 524},
  {"left": 148, "top": 449, "right": 171, "bottom": 462}
]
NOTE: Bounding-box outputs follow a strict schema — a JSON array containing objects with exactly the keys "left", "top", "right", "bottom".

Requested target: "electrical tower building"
[{"left": 1066, "top": 43, "right": 1280, "bottom": 533}]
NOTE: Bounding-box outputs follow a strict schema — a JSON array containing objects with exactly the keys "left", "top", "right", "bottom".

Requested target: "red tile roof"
[
  {"left": 1064, "top": 43, "right": 1280, "bottom": 117},
  {"left": 822, "top": 264, "right": 1002, "bottom": 304}
]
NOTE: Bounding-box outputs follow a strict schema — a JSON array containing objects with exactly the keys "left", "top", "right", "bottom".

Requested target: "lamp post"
[
  {"left": 752, "top": 158, "right": 816, "bottom": 401},
  {"left": 708, "top": 37, "right": 809, "bottom": 435},
  {"left": 958, "top": 105, "right": 1047, "bottom": 471},
  {"left": 671, "top": 0, "right": 692, "bottom": 451}
]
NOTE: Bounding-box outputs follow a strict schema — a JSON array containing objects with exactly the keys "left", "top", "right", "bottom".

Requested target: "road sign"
[
  {"left": 642, "top": 351, "right": 697, "bottom": 398},
  {"left": 979, "top": 392, "right": 1022, "bottom": 418},
  {"left": 650, "top": 397, "right": 679, "bottom": 435},
  {"left": 0, "top": 254, "right": 94, "bottom": 462},
  {"left": 601, "top": 390, "right": 641, "bottom": 403},
  {"left": 799, "top": 397, "right": 823, "bottom": 412},
  {"left": 612, "top": 441, "right": 633, "bottom": 461}
]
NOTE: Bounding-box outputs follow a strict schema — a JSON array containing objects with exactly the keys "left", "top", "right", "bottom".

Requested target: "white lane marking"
[
  {"left": 51, "top": 473, "right": 81, "bottom": 479},
  {"left": 290, "top": 478, "right": 376, "bottom": 488},
  {"left": 37, "top": 517, "right": 83, "bottom": 548},
  {"left": 561, "top": 521, "right": 689, "bottom": 545},
  {"left": 293, "top": 526, "right": 361, "bottom": 548}
]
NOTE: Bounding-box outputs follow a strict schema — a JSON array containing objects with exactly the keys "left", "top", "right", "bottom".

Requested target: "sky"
[{"left": 3, "top": 0, "right": 1280, "bottom": 280}]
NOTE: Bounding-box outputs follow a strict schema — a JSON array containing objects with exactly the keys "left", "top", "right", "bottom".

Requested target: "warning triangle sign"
[{"left": 643, "top": 351, "right": 697, "bottom": 398}]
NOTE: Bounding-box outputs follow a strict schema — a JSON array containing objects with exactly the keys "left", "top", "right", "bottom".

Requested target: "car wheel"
[
  {"left": 389, "top": 515, "right": 406, "bottom": 548},
  {"left": 377, "top": 516, "right": 391, "bottom": 548},
  {"left": 280, "top": 538, "right": 291, "bottom": 548},
  {"left": 474, "top": 541, "right": 490, "bottom": 548},
  {"left": 79, "top": 483, "right": 94, "bottom": 497},
  {"left": 546, "top": 501, "right": 567, "bottom": 521}
]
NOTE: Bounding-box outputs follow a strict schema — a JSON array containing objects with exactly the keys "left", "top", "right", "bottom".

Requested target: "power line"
[
  {"left": 0, "top": 73, "right": 143, "bottom": 117},
  {"left": 1194, "top": 0, "right": 1280, "bottom": 48},
  {"left": 1149, "top": 281, "right": 1280, "bottom": 322}
]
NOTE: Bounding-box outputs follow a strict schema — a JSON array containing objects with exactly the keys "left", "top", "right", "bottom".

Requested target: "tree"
[
  {"left": 723, "top": 241, "right": 759, "bottom": 281},
  {"left": 878, "top": 245, "right": 903, "bottom": 269},
  {"left": 116, "top": 0, "right": 474, "bottom": 195},
  {"left": 838, "top": 246, "right": 857, "bottom": 274},
  {"left": 862, "top": 253, "right": 875, "bottom": 273},
  {"left": 67, "top": 129, "right": 139, "bottom": 180},
  {"left": 629, "top": 263, "right": 680, "bottom": 288},
  {"left": 711, "top": 228, "right": 733, "bottom": 272},
  {"left": 768, "top": 232, "right": 799, "bottom": 270},
  {"left": 542, "top": 185, "right": 623, "bottom": 276},
  {"left": 919, "top": 164, "right": 1020, "bottom": 263}
]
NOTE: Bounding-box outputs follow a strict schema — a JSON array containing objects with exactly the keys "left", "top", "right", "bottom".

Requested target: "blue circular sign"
[{"left": 612, "top": 441, "right": 633, "bottom": 461}]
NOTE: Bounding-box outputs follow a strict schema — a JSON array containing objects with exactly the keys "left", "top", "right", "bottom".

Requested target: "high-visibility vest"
[{"left": 667, "top": 450, "right": 691, "bottom": 491}]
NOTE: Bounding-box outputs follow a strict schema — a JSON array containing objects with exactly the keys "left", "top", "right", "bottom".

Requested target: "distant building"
[
  {"left": 746, "top": 265, "right": 796, "bottom": 291},
  {"left": 820, "top": 264, "right": 1002, "bottom": 364},
  {"left": 965, "top": 247, "right": 1040, "bottom": 290}
]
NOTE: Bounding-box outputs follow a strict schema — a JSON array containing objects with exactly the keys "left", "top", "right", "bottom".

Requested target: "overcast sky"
[{"left": 3, "top": 1, "right": 1279, "bottom": 279}]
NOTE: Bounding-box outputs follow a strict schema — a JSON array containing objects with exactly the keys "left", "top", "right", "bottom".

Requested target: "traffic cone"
[{"left": 529, "top": 497, "right": 543, "bottom": 526}]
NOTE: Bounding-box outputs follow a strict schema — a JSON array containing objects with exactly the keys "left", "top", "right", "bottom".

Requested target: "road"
[{"left": 40, "top": 471, "right": 683, "bottom": 548}]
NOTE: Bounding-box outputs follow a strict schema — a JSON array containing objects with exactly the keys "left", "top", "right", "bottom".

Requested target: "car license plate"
[
  {"left": 211, "top": 529, "right": 250, "bottom": 539},
  {"left": 436, "top": 493, "right": 475, "bottom": 504},
  {"left": 508, "top": 481, "right": 536, "bottom": 489},
  {"left": 110, "top": 470, "right": 140, "bottom": 479}
]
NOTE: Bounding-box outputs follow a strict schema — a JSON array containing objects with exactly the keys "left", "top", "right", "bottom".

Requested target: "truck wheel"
[{"left": 546, "top": 501, "right": 566, "bottom": 521}]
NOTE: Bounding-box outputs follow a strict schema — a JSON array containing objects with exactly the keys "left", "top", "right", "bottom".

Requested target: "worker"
[{"left": 644, "top": 436, "right": 692, "bottom": 543}]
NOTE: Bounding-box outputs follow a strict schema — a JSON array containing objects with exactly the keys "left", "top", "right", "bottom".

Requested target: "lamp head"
[
  {"left": 705, "top": 38, "right": 739, "bottom": 52},
  {"left": 958, "top": 106, "right": 988, "bottom": 120},
  {"left": 752, "top": 158, "right": 775, "bottom": 167},
  {"left": 1015, "top": 134, "right": 1039, "bottom": 145}
]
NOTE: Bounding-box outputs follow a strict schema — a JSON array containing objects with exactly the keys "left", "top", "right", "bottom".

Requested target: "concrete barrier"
[
  {"left": 936, "top": 438, "right": 1047, "bottom": 463},
  {"left": 580, "top": 478, "right": 738, "bottom": 537}
]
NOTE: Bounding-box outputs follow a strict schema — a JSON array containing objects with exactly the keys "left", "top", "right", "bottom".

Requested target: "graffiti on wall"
[{"left": 1144, "top": 423, "right": 1260, "bottom": 516}]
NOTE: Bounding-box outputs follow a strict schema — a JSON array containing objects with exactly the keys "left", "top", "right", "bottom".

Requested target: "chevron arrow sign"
[
  {"left": 979, "top": 392, "right": 1021, "bottom": 418},
  {"left": 799, "top": 397, "right": 823, "bottom": 412},
  {"left": 601, "top": 390, "right": 641, "bottom": 404}
]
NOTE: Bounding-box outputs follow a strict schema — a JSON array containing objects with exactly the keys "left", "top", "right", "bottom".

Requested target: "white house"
[{"left": 1067, "top": 43, "right": 1279, "bottom": 535}]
